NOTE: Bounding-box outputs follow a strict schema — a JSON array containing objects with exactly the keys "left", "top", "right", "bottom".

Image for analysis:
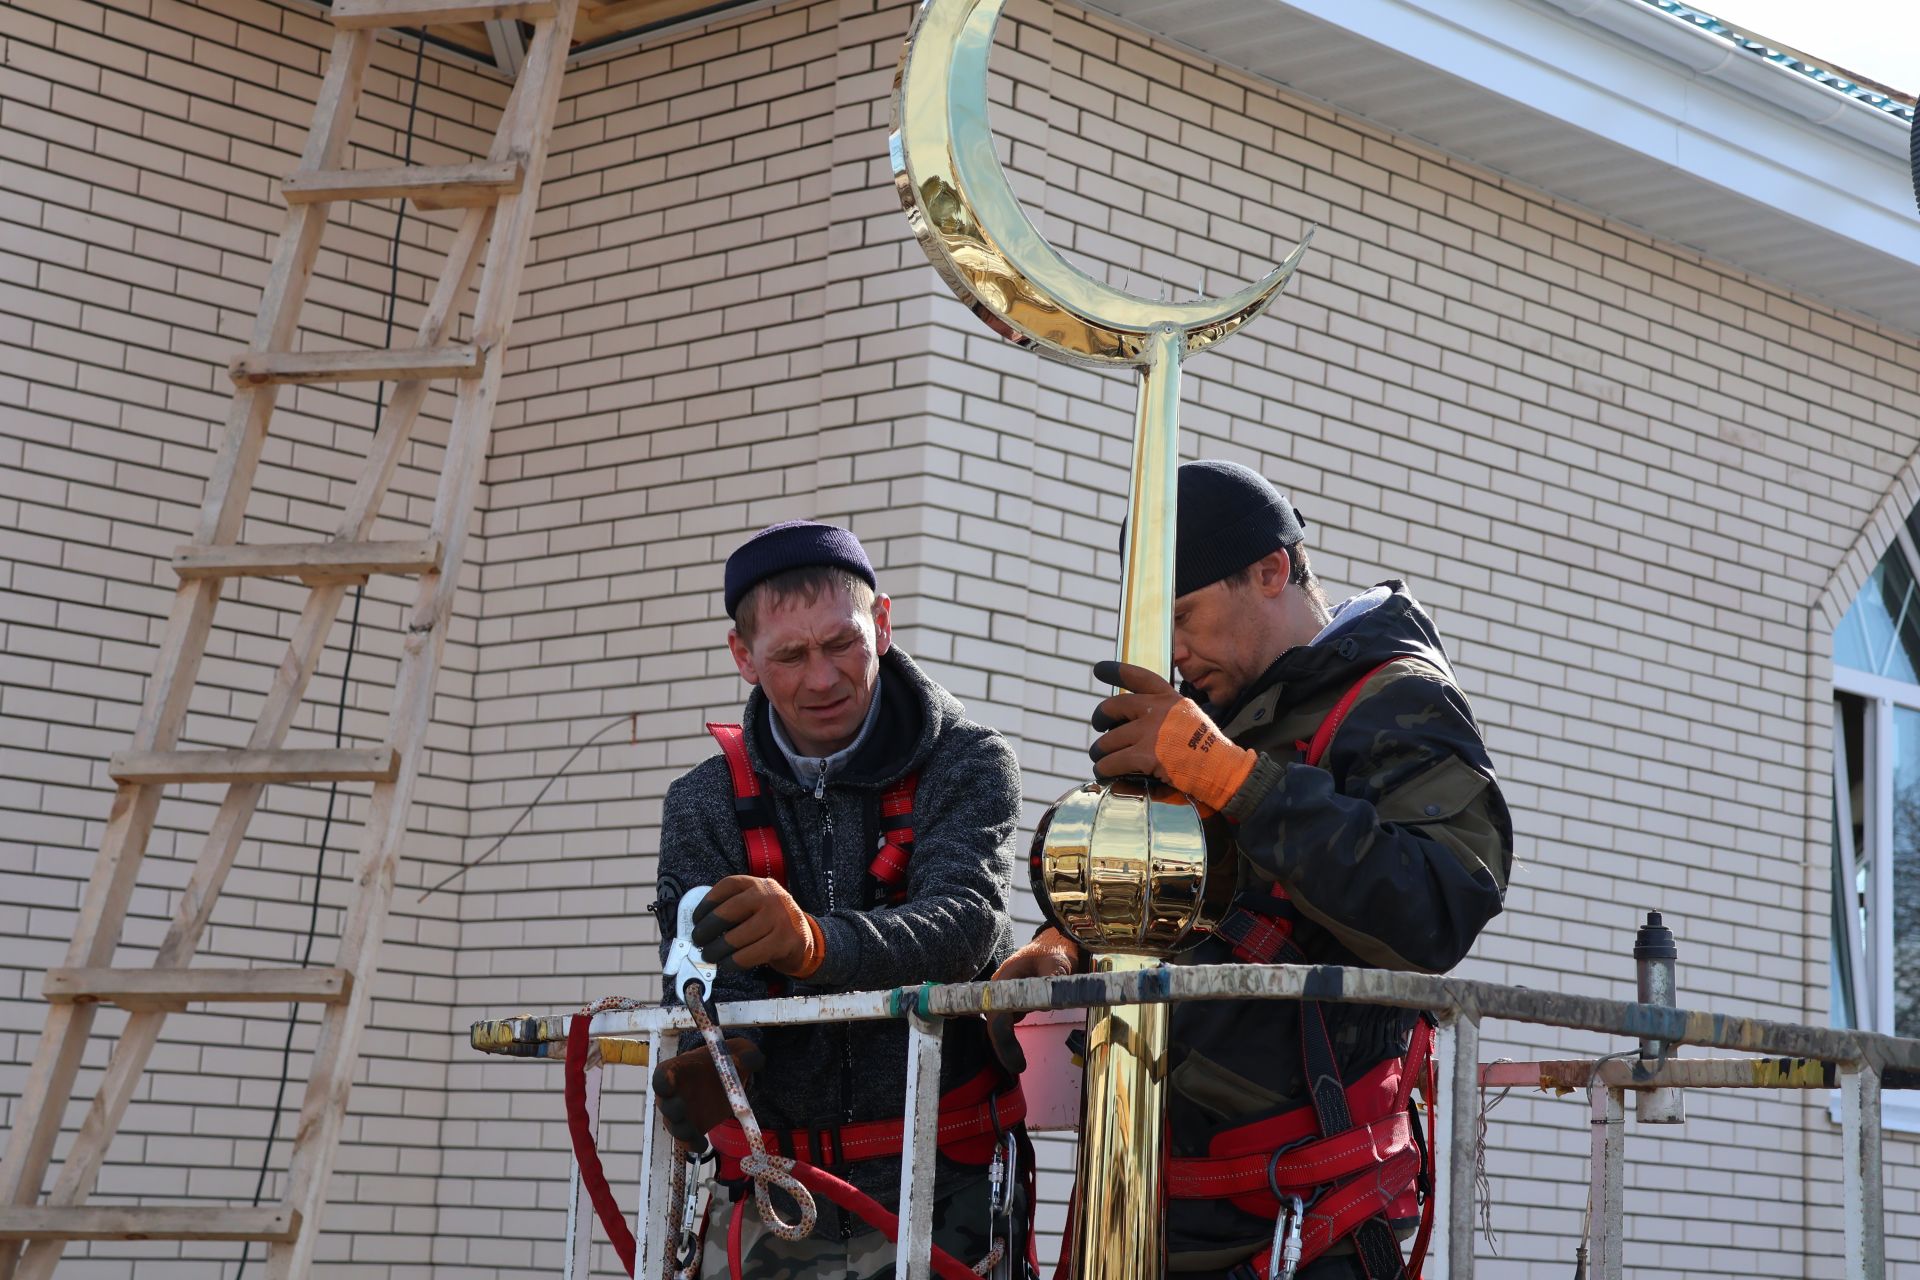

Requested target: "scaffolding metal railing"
[{"left": 473, "top": 963, "right": 1915, "bottom": 1280}]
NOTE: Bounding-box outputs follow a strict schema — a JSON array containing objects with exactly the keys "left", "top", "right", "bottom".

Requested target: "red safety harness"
[
  {"left": 1165, "top": 659, "right": 1439, "bottom": 1280},
  {"left": 705, "top": 722, "right": 919, "bottom": 905},
  {"left": 579, "top": 723, "right": 1029, "bottom": 1279},
  {"left": 709, "top": 1063, "right": 1026, "bottom": 1176},
  {"left": 565, "top": 1008, "right": 1007, "bottom": 1280}
]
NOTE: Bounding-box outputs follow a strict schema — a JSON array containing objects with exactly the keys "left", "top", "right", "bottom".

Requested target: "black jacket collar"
[{"left": 1202, "top": 581, "right": 1456, "bottom": 726}]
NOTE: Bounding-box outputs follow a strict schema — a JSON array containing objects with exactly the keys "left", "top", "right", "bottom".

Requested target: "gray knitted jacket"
[{"left": 653, "top": 648, "right": 1020, "bottom": 1221}]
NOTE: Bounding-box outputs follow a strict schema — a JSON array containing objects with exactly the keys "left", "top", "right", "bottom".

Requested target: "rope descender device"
[{"left": 662, "top": 885, "right": 719, "bottom": 1013}]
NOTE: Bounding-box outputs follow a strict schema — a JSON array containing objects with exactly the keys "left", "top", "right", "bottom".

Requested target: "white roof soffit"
[{"left": 1078, "top": 0, "right": 1920, "bottom": 335}]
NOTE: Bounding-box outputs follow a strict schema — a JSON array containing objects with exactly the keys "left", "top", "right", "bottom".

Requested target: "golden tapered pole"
[
  {"left": 1077, "top": 955, "right": 1170, "bottom": 1276},
  {"left": 891, "top": 3, "right": 1311, "bottom": 1276},
  {"left": 1116, "top": 329, "right": 1182, "bottom": 674},
  {"left": 1069, "top": 325, "right": 1183, "bottom": 1278}
]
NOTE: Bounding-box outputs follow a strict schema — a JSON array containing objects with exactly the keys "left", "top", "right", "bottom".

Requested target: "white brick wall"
[
  {"left": 0, "top": 0, "right": 505, "bottom": 1272},
  {"left": 6, "top": 0, "right": 1920, "bottom": 1276}
]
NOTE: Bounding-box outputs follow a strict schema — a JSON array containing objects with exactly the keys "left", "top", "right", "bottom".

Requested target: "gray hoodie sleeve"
[{"left": 809, "top": 723, "right": 1019, "bottom": 991}]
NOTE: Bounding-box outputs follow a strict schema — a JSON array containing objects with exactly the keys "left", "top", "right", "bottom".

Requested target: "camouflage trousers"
[
  {"left": 1175, "top": 1254, "right": 1370, "bottom": 1279},
  {"left": 697, "top": 1170, "right": 1027, "bottom": 1280}
]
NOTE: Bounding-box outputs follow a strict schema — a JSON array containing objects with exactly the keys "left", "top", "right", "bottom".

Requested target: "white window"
[{"left": 1831, "top": 515, "right": 1920, "bottom": 1038}]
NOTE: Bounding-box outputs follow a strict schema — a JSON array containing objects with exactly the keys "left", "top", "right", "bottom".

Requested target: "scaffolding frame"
[{"left": 474, "top": 961, "right": 1911, "bottom": 1278}]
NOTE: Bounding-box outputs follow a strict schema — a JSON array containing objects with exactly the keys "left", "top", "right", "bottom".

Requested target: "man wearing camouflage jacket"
[{"left": 993, "top": 461, "right": 1513, "bottom": 1280}]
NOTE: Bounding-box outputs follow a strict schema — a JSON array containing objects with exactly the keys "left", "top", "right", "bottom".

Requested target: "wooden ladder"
[{"left": 0, "top": 1, "right": 578, "bottom": 1275}]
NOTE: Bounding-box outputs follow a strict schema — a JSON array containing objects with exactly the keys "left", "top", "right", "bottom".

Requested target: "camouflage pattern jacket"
[
  {"left": 1168, "top": 582, "right": 1513, "bottom": 1270},
  {"left": 654, "top": 648, "right": 1020, "bottom": 1226}
]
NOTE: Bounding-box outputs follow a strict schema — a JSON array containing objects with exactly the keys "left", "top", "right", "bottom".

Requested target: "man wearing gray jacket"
[{"left": 651, "top": 520, "right": 1027, "bottom": 1280}]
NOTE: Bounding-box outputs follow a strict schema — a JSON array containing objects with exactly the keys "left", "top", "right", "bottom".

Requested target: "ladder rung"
[
  {"left": 329, "top": 0, "right": 556, "bottom": 28},
  {"left": 43, "top": 967, "right": 353, "bottom": 1008},
  {"left": 282, "top": 160, "right": 524, "bottom": 211},
  {"left": 173, "top": 538, "right": 443, "bottom": 583},
  {"left": 0, "top": 1205, "right": 300, "bottom": 1242},
  {"left": 229, "top": 345, "right": 482, "bottom": 386},
  {"left": 109, "top": 748, "right": 398, "bottom": 786}
]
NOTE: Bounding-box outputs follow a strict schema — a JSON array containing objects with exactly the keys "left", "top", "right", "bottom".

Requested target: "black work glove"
[
  {"left": 691, "top": 875, "right": 825, "bottom": 977},
  {"left": 651, "top": 1037, "right": 765, "bottom": 1152}
]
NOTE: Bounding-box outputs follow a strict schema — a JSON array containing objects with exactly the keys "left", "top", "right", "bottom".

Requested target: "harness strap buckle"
[{"left": 732, "top": 793, "right": 776, "bottom": 829}]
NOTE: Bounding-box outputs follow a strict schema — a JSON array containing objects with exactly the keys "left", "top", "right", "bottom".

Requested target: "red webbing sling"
[
  {"left": 565, "top": 1014, "right": 638, "bottom": 1276},
  {"left": 708, "top": 1064, "right": 1025, "bottom": 1172},
  {"left": 705, "top": 722, "right": 787, "bottom": 884}
]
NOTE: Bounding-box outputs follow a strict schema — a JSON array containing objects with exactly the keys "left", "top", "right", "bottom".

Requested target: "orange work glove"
[
  {"left": 652, "top": 1037, "right": 765, "bottom": 1151},
  {"left": 691, "top": 875, "right": 826, "bottom": 978},
  {"left": 1089, "top": 660, "right": 1256, "bottom": 814},
  {"left": 985, "top": 927, "right": 1086, "bottom": 1075}
]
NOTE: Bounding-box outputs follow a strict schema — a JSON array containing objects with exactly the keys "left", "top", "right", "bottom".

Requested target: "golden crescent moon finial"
[
  {"left": 892, "top": 6, "right": 1313, "bottom": 1279},
  {"left": 889, "top": 0, "right": 1312, "bottom": 367}
]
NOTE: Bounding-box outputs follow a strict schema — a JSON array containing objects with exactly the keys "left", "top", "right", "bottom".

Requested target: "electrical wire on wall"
[
  {"left": 231, "top": 33, "right": 430, "bottom": 1280},
  {"left": 417, "top": 712, "right": 636, "bottom": 901}
]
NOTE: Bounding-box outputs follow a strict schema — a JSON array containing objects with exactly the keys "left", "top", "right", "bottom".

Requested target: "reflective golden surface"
[
  {"left": 1037, "top": 780, "right": 1229, "bottom": 955},
  {"left": 892, "top": 0, "right": 1312, "bottom": 1272},
  {"left": 889, "top": 0, "right": 1311, "bottom": 370},
  {"left": 1075, "top": 953, "right": 1169, "bottom": 1280},
  {"left": 1118, "top": 327, "right": 1181, "bottom": 675}
]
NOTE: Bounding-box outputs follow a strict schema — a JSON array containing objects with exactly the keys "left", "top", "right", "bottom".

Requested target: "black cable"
[
  {"left": 416, "top": 712, "right": 635, "bottom": 900},
  {"left": 232, "top": 34, "right": 428, "bottom": 1280}
]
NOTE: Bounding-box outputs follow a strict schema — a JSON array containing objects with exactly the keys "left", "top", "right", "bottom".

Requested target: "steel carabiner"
[{"left": 1266, "top": 1194, "right": 1304, "bottom": 1280}]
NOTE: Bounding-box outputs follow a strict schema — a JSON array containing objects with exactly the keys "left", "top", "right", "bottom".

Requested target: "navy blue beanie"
[
  {"left": 723, "top": 520, "right": 878, "bottom": 618},
  {"left": 1171, "top": 460, "right": 1306, "bottom": 597}
]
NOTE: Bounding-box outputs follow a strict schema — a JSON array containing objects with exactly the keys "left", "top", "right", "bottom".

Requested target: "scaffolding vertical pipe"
[
  {"left": 636, "top": 1028, "right": 675, "bottom": 1280},
  {"left": 1588, "top": 1085, "right": 1625, "bottom": 1280},
  {"left": 1842, "top": 1062, "right": 1886, "bottom": 1280},
  {"left": 564, "top": 1061, "right": 602, "bottom": 1280},
  {"left": 896, "top": 1010, "right": 946, "bottom": 1280},
  {"left": 1444, "top": 1011, "right": 1479, "bottom": 1280}
]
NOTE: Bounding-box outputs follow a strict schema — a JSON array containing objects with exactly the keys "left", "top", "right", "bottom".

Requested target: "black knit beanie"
[
  {"left": 1171, "top": 460, "right": 1305, "bottom": 597},
  {"left": 723, "top": 520, "right": 877, "bottom": 618}
]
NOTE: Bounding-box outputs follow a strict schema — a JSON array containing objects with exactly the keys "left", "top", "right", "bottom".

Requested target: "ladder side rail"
[
  {"left": 266, "top": 8, "right": 581, "bottom": 1276},
  {"left": 0, "top": 32, "right": 376, "bottom": 1278},
  {"left": 11, "top": 207, "right": 501, "bottom": 1280},
  {"left": 329, "top": 206, "right": 497, "bottom": 542}
]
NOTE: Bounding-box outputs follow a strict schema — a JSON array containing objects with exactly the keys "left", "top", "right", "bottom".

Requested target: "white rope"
[
  {"left": 589, "top": 987, "right": 1010, "bottom": 1277},
  {"left": 682, "top": 981, "right": 817, "bottom": 1241}
]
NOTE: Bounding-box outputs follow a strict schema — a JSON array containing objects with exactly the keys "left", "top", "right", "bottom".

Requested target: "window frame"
[
  {"left": 1830, "top": 668, "right": 1900, "bottom": 1035},
  {"left": 1832, "top": 517, "right": 1920, "bottom": 1042},
  {"left": 1827, "top": 528, "right": 1920, "bottom": 1132}
]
